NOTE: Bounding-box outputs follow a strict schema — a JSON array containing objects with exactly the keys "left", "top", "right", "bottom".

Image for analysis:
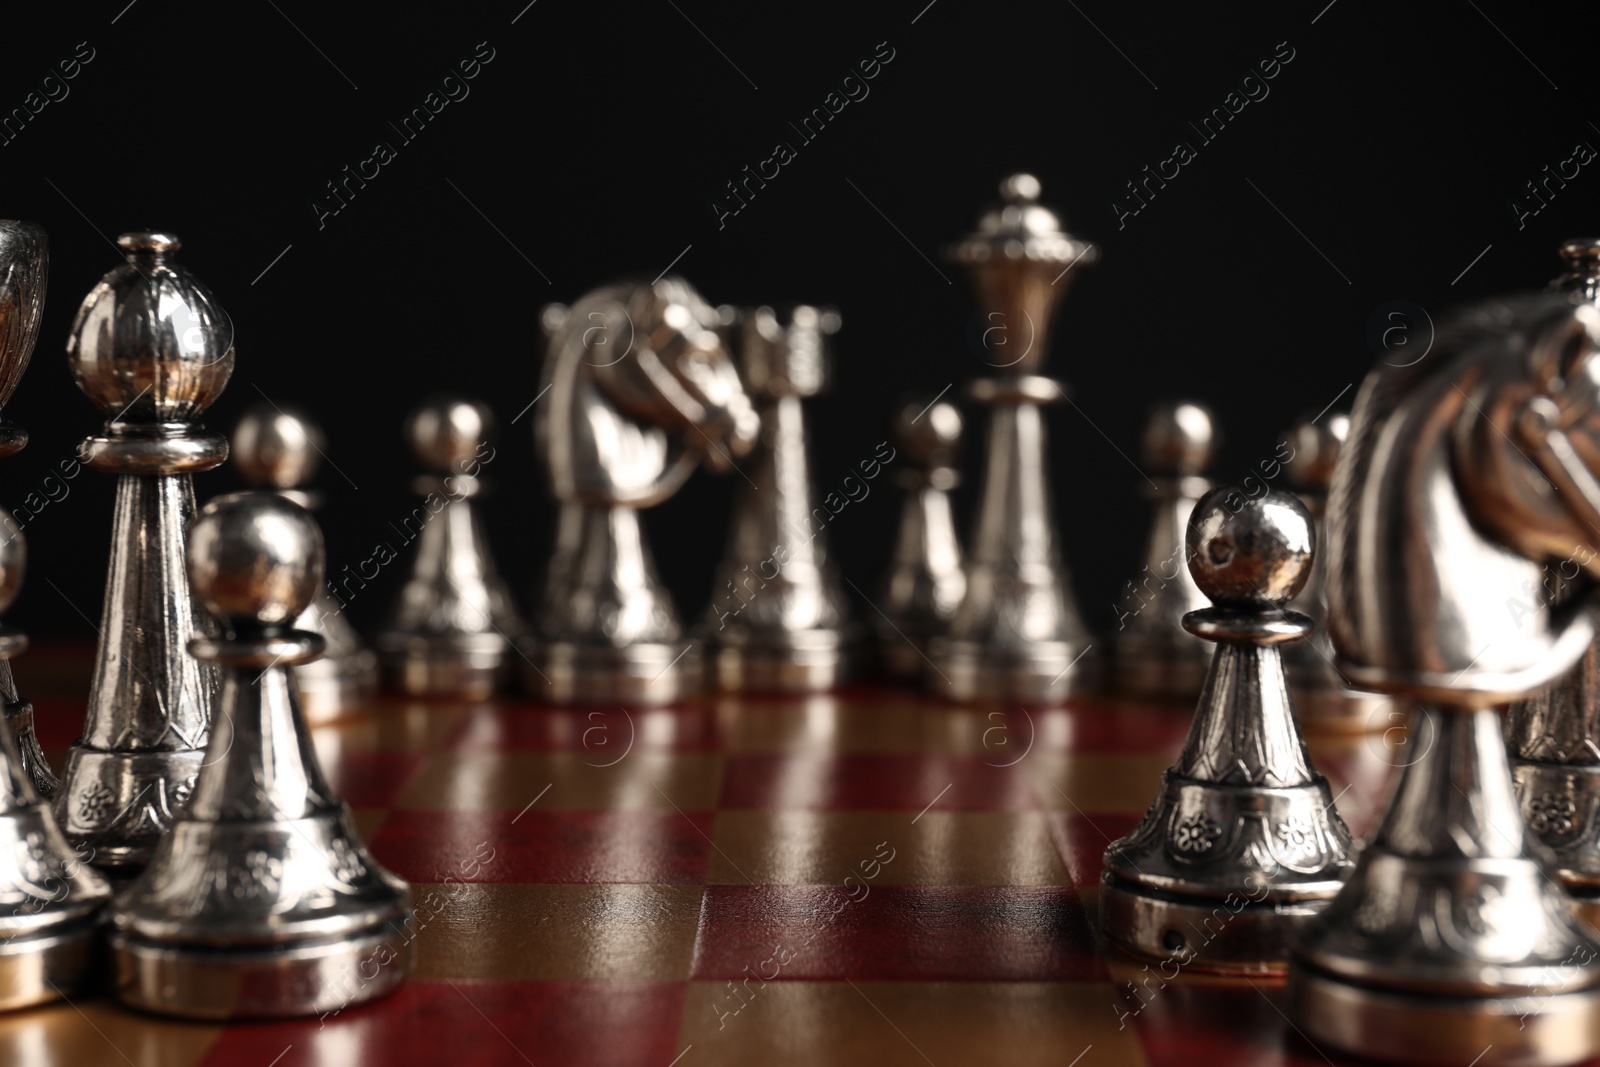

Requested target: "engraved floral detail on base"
[
  {"left": 1353, "top": 878, "right": 1401, "bottom": 935},
  {"left": 227, "top": 850, "right": 284, "bottom": 900},
  {"left": 76, "top": 782, "right": 117, "bottom": 826},
  {"left": 1172, "top": 811, "right": 1222, "bottom": 854},
  {"left": 1527, "top": 791, "right": 1578, "bottom": 837},
  {"left": 1276, "top": 815, "right": 1315, "bottom": 849},
  {"left": 327, "top": 835, "right": 367, "bottom": 885}
]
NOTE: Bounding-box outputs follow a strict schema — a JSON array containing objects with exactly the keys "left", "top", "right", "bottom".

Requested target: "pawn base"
[
  {"left": 521, "top": 639, "right": 698, "bottom": 706},
  {"left": 294, "top": 650, "right": 379, "bottom": 722},
  {"left": 706, "top": 629, "right": 849, "bottom": 693},
  {"left": 0, "top": 915, "right": 102, "bottom": 1010},
  {"left": 1289, "top": 961, "right": 1600, "bottom": 1067},
  {"left": 377, "top": 634, "right": 505, "bottom": 701},
  {"left": 53, "top": 745, "right": 207, "bottom": 873},
  {"left": 928, "top": 637, "right": 1088, "bottom": 704},
  {"left": 111, "top": 921, "right": 414, "bottom": 1020}
]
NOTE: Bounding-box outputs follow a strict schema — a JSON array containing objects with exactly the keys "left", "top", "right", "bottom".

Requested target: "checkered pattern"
[{"left": 5, "top": 644, "right": 1419, "bottom": 1066}]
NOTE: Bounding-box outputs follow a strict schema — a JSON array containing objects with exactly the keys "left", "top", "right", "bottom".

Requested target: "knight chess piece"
[
  {"left": 0, "top": 506, "right": 113, "bottom": 1010},
  {"left": 701, "top": 304, "right": 853, "bottom": 692},
  {"left": 1101, "top": 486, "right": 1353, "bottom": 972},
  {"left": 1289, "top": 290, "right": 1600, "bottom": 1067},
  {"left": 111, "top": 491, "right": 412, "bottom": 1019},
  {"left": 930, "top": 174, "right": 1097, "bottom": 703},
  {"left": 232, "top": 403, "right": 378, "bottom": 719},
  {"left": 376, "top": 396, "right": 522, "bottom": 700},
  {"left": 519, "top": 277, "right": 759, "bottom": 705},
  {"left": 1114, "top": 400, "right": 1217, "bottom": 702},
  {"left": 55, "top": 232, "right": 232, "bottom": 874},
  {"left": 0, "top": 220, "right": 53, "bottom": 797},
  {"left": 877, "top": 395, "right": 965, "bottom": 680}
]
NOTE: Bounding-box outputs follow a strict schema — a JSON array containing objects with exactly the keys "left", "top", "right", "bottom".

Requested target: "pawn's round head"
[
  {"left": 187, "top": 491, "right": 324, "bottom": 629},
  {"left": 1141, "top": 400, "right": 1216, "bottom": 476},
  {"left": 1282, "top": 412, "right": 1348, "bottom": 490},
  {"left": 1186, "top": 486, "right": 1314, "bottom": 609},
  {"left": 894, "top": 396, "right": 962, "bottom": 465},
  {"left": 0, "top": 509, "right": 26, "bottom": 618},
  {"left": 406, "top": 395, "right": 493, "bottom": 473},
  {"left": 232, "top": 404, "right": 324, "bottom": 489}
]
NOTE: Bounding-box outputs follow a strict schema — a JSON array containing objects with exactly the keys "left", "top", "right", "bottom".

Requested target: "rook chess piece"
[
  {"left": 233, "top": 403, "right": 378, "bottom": 719},
  {"left": 377, "top": 396, "right": 522, "bottom": 700},
  {"left": 1101, "top": 486, "right": 1353, "bottom": 972},
  {"left": 1114, "top": 400, "right": 1217, "bottom": 702},
  {"left": 111, "top": 491, "right": 412, "bottom": 1018},
  {"left": 877, "top": 395, "right": 965, "bottom": 680},
  {"left": 55, "top": 232, "right": 232, "bottom": 874},
  {"left": 931, "top": 174, "right": 1097, "bottom": 702}
]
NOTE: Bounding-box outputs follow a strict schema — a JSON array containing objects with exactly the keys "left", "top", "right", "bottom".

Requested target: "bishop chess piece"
[
  {"left": 931, "top": 174, "right": 1097, "bottom": 703},
  {"left": 111, "top": 492, "right": 412, "bottom": 1018},
  {"left": 55, "top": 232, "right": 231, "bottom": 875},
  {"left": 877, "top": 395, "right": 965, "bottom": 680},
  {"left": 0, "top": 220, "right": 54, "bottom": 797},
  {"left": 377, "top": 396, "right": 522, "bottom": 700},
  {"left": 1114, "top": 400, "right": 1217, "bottom": 702},
  {"left": 519, "top": 277, "right": 759, "bottom": 705},
  {"left": 702, "top": 304, "right": 853, "bottom": 692},
  {"left": 1289, "top": 290, "right": 1600, "bottom": 1066},
  {"left": 0, "top": 506, "right": 112, "bottom": 1010},
  {"left": 233, "top": 404, "right": 377, "bottom": 719},
  {"left": 1101, "top": 486, "right": 1353, "bottom": 972}
]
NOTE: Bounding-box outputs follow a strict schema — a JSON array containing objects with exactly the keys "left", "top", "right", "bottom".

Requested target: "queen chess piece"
[
  {"left": 930, "top": 174, "right": 1097, "bottom": 703},
  {"left": 1288, "top": 290, "right": 1600, "bottom": 1066},
  {"left": 1114, "top": 401, "right": 1217, "bottom": 702},
  {"left": 233, "top": 404, "right": 378, "bottom": 719},
  {"left": 1101, "top": 486, "right": 1353, "bottom": 972},
  {"left": 111, "top": 491, "right": 412, "bottom": 1018},
  {"left": 55, "top": 232, "right": 232, "bottom": 875}
]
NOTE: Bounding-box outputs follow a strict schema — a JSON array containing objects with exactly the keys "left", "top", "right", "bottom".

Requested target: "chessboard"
[{"left": 3, "top": 642, "right": 1408, "bottom": 1067}]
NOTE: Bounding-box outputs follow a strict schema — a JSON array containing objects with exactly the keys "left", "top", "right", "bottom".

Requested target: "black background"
[{"left": 0, "top": 0, "right": 1595, "bottom": 643}]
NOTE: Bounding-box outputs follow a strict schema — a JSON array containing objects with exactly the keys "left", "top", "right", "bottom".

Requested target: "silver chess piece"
[
  {"left": 376, "top": 396, "right": 522, "bottom": 700},
  {"left": 55, "top": 232, "right": 232, "bottom": 875},
  {"left": 519, "top": 278, "right": 759, "bottom": 705},
  {"left": 0, "top": 507, "right": 113, "bottom": 1010},
  {"left": 701, "top": 304, "right": 853, "bottom": 692},
  {"left": 111, "top": 491, "right": 412, "bottom": 1019},
  {"left": 0, "top": 220, "right": 53, "bottom": 797},
  {"left": 1101, "top": 486, "right": 1353, "bottom": 973},
  {"left": 877, "top": 395, "right": 965, "bottom": 680},
  {"left": 233, "top": 404, "right": 378, "bottom": 719},
  {"left": 1114, "top": 400, "right": 1217, "bottom": 702},
  {"left": 930, "top": 174, "right": 1097, "bottom": 703},
  {"left": 1289, "top": 291, "right": 1600, "bottom": 1066}
]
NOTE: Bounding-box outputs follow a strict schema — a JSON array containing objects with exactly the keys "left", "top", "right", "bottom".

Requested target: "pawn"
[
  {"left": 1101, "top": 486, "right": 1353, "bottom": 973},
  {"left": 111, "top": 492, "right": 411, "bottom": 1018},
  {"left": 233, "top": 404, "right": 378, "bottom": 720},
  {"left": 1114, "top": 400, "right": 1218, "bottom": 701},
  {"left": 0, "top": 508, "right": 112, "bottom": 1009},
  {"left": 877, "top": 395, "right": 965, "bottom": 680},
  {"left": 376, "top": 396, "right": 523, "bottom": 699}
]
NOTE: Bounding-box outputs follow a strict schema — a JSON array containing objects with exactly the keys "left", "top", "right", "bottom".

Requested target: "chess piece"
[
  {"left": 0, "top": 506, "right": 113, "bottom": 1010},
  {"left": 233, "top": 403, "right": 378, "bottom": 719},
  {"left": 111, "top": 492, "right": 412, "bottom": 1018},
  {"left": 519, "top": 277, "right": 759, "bottom": 705},
  {"left": 1289, "top": 291, "right": 1600, "bottom": 1066},
  {"left": 0, "top": 220, "right": 54, "bottom": 797},
  {"left": 1506, "top": 238, "right": 1600, "bottom": 930},
  {"left": 55, "top": 232, "right": 231, "bottom": 874},
  {"left": 1280, "top": 411, "right": 1387, "bottom": 732},
  {"left": 930, "top": 174, "right": 1097, "bottom": 703},
  {"left": 1101, "top": 486, "right": 1353, "bottom": 972},
  {"left": 376, "top": 396, "right": 522, "bottom": 699},
  {"left": 1114, "top": 401, "right": 1217, "bottom": 702},
  {"left": 701, "top": 305, "right": 853, "bottom": 692},
  {"left": 877, "top": 395, "right": 965, "bottom": 680}
]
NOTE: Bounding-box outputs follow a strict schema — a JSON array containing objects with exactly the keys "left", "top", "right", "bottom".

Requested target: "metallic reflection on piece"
[
  {"left": 519, "top": 279, "right": 759, "bottom": 705},
  {"left": 1102, "top": 487, "right": 1353, "bottom": 974},
  {"left": 1290, "top": 290, "right": 1600, "bottom": 1067},
  {"left": 1280, "top": 411, "right": 1387, "bottom": 733},
  {"left": 55, "top": 233, "right": 232, "bottom": 874},
  {"left": 377, "top": 396, "right": 522, "bottom": 700},
  {"left": 111, "top": 492, "right": 412, "bottom": 1019},
  {"left": 878, "top": 395, "right": 965, "bottom": 680},
  {"left": 930, "top": 173, "right": 1098, "bottom": 703},
  {"left": 0, "top": 506, "right": 113, "bottom": 1011},
  {"left": 701, "top": 304, "right": 853, "bottom": 692},
  {"left": 0, "top": 220, "right": 52, "bottom": 796},
  {"left": 233, "top": 404, "right": 377, "bottom": 720},
  {"left": 1114, "top": 401, "right": 1216, "bottom": 702}
]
